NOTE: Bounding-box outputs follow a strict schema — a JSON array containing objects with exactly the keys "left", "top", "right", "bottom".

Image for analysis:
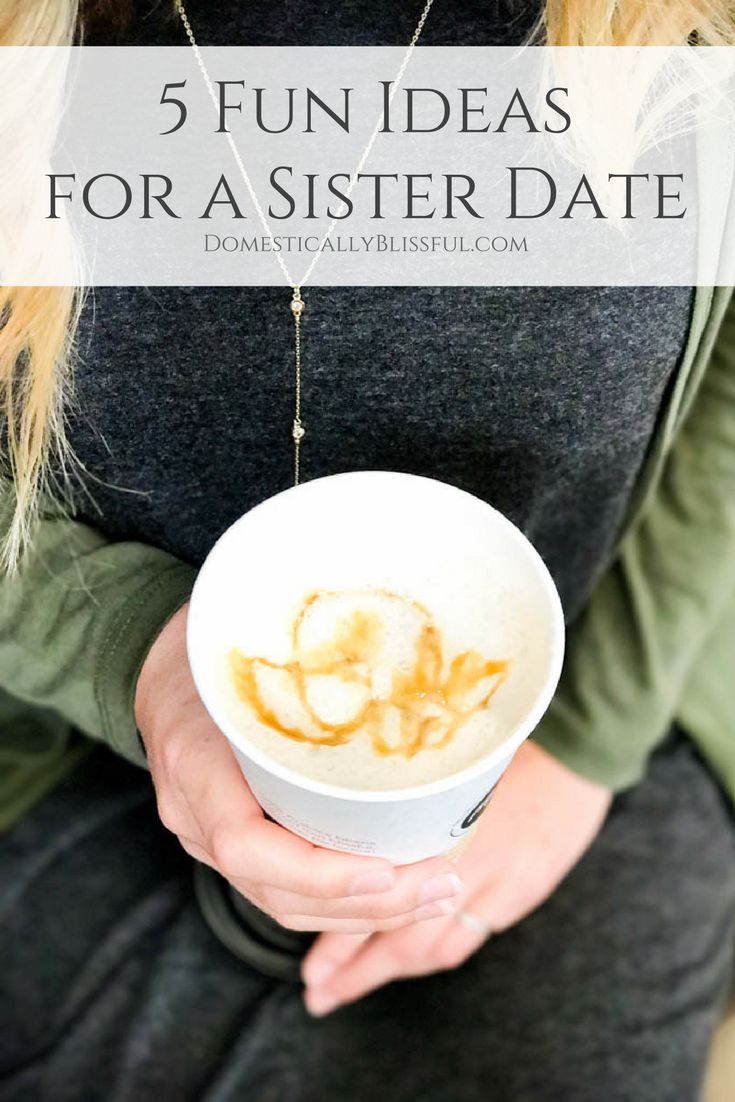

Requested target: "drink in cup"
[{"left": 187, "top": 470, "right": 565, "bottom": 864}]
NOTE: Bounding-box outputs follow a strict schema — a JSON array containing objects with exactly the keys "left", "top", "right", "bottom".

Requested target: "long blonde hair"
[{"left": 1, "top": 0, "right": 734, "bottom": 568}]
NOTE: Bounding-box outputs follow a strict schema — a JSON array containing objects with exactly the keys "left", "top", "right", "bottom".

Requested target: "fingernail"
[
  {"left": 415, "top": 898, "right": 458, "bottom": 921},
  {"left": 305, "top": 989, "right": 341, "bottom": 1017},
  {"left": 417, "top": 872, "right": 463, "bottom": 906},
  {"left": 349, "top": 870, "right": 395, "bottom": 895},
  {"left": 303, "top": 959, "right": 336, "bottom": 988}
]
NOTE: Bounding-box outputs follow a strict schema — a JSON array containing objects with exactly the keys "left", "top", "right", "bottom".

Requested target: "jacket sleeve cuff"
[
  {"left": 94, "top": 561, "right": 197, "bottom": 768},
  {"left": 531, "top": 290, "right": 735, "bottom": 794}
]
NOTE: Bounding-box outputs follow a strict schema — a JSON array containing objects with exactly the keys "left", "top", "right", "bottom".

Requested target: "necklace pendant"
[
  {"left": 292, "top": 419, "right": 305, "bottom": 442},
  {"left": 290, "top": 291, "right": 304, "bottom": 316}
]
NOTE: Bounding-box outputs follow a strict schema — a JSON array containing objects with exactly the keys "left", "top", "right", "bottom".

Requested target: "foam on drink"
[
  {"left": 187, "top": 471, "right": 565, "bottom": 859},
  {"left": 219, "top": 586, "right": 513, "bottom": 790}
]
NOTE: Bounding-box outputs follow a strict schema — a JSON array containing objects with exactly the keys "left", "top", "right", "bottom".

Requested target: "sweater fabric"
[{"left": 72, "top": 2, "right": 694, "bottom": 621}]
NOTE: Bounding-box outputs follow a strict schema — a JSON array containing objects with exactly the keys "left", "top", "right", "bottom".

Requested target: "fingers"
[
  {"left": 302, "top": 891, "right": 497, "bottom": 1016},
  {"left": 178, "top": 836, "right": 214, "bottom": 866},
  {"left": 244, "top": 862, "right": 463, "bottom": 924},
  {"left": 265, "top": 899, "right": 458, "bottom": 934},
  {"left": 303, "top": 915, "right": 455, "bottom": 1016},
  {"left": 169, "top": 723, "right": 468, "bottom": 923},
  {"left": 150, "top": 679, "right": 468, "bottom": 932},
  {"left": 175, "top": 732, "right": 394, "bottom": 894},
  {"left": 144, "top": 603, "right": 470, "bottom": 935},
  {"left": 219, "top": 817, "right": 399, "bottom": 899},
  {"left": 418, "top": 902, "right": 490, "bottom": 972},
  {"left": 163, "top": 719, "right": 394, "bottom": 894},
  {"left": 302, "top": 932, "right": 371, "bottom": 989},
  {"left": 155, "top": 711, "right": 468, "bottom": 929}
]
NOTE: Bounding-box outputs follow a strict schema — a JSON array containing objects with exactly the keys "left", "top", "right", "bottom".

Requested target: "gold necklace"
[{"left": 177, "top": 0, "right": 435, "bottom": 485}]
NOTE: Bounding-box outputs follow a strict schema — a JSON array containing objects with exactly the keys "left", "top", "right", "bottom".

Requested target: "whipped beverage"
[
  {"left": 218, "top": 586, "right": 512, "bottom": 790},
  {"left": 187, "top": 470, "right": 564, "bottom": 862}
]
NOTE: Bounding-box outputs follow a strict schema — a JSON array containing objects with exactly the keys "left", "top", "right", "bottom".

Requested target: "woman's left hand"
[{"left": 301, "top": 740, "right": 612, "bottom": 1016}]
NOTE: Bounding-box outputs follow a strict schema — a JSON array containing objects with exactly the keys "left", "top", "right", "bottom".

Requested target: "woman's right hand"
[{"left": 134, "top": 602, "right": 464, "bottom": 933}]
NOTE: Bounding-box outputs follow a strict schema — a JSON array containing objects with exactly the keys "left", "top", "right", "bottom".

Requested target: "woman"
[{"left": 1, "top": 1, "right": 734, "bottom": 1099}]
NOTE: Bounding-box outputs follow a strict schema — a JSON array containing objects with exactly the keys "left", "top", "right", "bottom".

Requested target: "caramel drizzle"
[{"left": 228, "top": 588, "right": 509, "bottom": 759}]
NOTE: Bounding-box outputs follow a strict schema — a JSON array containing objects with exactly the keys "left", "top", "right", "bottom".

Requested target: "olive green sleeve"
[
  {"left": 675, "top": 582, "right": 735, "bottom": 795},
  {"left": 532, "top": 290, "right": 735, "bottom": 792},
  {"left": 0, "top": 486, "right": 197, "bottom": 769}
]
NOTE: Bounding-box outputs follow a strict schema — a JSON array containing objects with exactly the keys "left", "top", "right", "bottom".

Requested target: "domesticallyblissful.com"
[{"left": 202, "top": 233, "right": 530, "bottom": 255}]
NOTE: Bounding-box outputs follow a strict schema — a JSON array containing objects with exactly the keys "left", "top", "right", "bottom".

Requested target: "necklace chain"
[{"left": 177, "top": 0, "right": 435, "bottom": 484}]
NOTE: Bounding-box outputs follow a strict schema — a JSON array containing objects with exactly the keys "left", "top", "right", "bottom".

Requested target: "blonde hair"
[
  {"left": 1, "top": 0, "right": 733, "bottom": 569},
  {"left": 0, "top": 1, "right": 81, "bottom": 568}
]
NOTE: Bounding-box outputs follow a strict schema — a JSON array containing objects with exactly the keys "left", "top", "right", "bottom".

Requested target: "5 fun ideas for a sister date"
[{"left": 46, "top": 79, "right": 688, "bottom": 222}]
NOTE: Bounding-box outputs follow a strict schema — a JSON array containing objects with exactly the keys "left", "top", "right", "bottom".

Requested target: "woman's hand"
[
  {"left": 302, "top": 740, "right": 612, "bottom": 1015},
  {"left": 134, "top": 603, "right": 465, "bottom": 933}
]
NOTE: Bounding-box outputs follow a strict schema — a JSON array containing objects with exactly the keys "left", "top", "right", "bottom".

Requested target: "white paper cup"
[{"left": 187, "top": 470, "right": 565, "bottom": 865}]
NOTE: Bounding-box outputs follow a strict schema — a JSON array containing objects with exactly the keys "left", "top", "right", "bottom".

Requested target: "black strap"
[{"left": 192, "top": 861, "right": 315, "bottom": 982}]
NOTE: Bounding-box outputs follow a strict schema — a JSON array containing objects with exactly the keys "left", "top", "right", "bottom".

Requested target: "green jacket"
[{"left": 0, "top": 279, "right": 733, "bottom": 831}]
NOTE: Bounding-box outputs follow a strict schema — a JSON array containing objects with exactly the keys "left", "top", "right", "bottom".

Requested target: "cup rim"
[{"left": 187, "top": 469, "right": 566, "bottom": 804}]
